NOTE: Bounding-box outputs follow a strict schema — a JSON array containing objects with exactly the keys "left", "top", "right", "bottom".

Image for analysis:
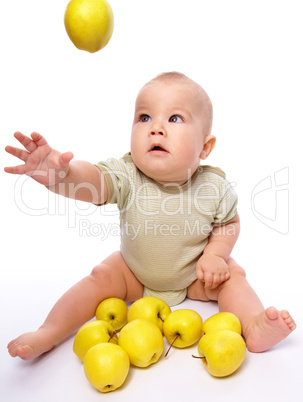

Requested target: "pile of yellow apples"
[{"left": 73, "top": 296, "right": 246, "bottom": 393}]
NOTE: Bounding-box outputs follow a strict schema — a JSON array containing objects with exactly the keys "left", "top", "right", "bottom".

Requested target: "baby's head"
[
  {"left": 131, "top": 72, "right": 216, "bottom": 185},
  {"left": 147, "top": 72, "right": 213, "bottom": 138}
]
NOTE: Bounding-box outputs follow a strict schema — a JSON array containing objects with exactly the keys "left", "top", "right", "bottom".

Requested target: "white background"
[{"left": 1, "top": 1, "right": 302, "bottom": 401}]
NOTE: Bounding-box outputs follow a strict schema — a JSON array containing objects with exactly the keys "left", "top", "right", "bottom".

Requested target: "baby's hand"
[
  {"left": 196, "top": 254, "right": 230, "bottom": 289},
  {"left": 5, "top": 132, "right": 73, "bottom": 187}
]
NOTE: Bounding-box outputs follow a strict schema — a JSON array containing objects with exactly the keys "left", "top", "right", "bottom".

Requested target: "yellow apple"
[
  {"left": 73, "top": 320, "right": 118, "bottom": 362},
  {"left": 118, "top": 319, "right": 164, "bottom": 367},
  {"left": 84, "top": 343, "right": 130, "bottom": 392},
  {"left": 196, "top": 329, "right": 246, "bottom": 377},
  {"left": 202, "top": 312, "right": 241, "bottom": 335},
  {"left": 64, "top": 0, "right": 114, "bottom": 53},
  {"left": 95, "top": 298, "right": 128, "bottom": 331},
  {"left": 163, "top": 309, "right": 203, "bottom": 355},
  {"left": 127, "top": 296, "right": 171, "bottom": 333}
]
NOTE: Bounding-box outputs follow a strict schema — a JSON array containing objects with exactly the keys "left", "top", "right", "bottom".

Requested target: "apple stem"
[
  {"left": 164, "top": 334, "right": 180, "bottom": 358},
  {"left": 108, "top": 331, "right": 117, "bottom": 342},
  {"left": 192, "top": 355, "right": 204, "bottom": 359},
  {"left": 157, "top": 313, "right": 164, "bottom": 322}
]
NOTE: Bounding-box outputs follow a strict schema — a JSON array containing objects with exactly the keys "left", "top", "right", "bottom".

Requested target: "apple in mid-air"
[
  {"left": 73, "top": 320, "right": 118, "bottom": 362},
  {"left": 95, "top": 298, "right": 128, "bottom": 331},
  {"left": 118, "top": 319, "right": 164, "bottom": 367},
  {"left": 64, "top": 0, "right": 114, "bottom": 53},
  {"left": 163, "top": 309, "right": 203, "bottom": 356},
  {"left": 195, "top": 329, "right": 246, "bottom": 377},
  {"left": 202, "top": 312, "right": 242, "bottom": 335},
  {"left": 84, "top": 343, "right": 130, "bottom": 392},
  {"left": 127, "top": 296, "right": 171, "bottom": 333}
]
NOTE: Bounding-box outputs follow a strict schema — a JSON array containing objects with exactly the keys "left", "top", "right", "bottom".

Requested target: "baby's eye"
[
  {"left": 139, "top": 114, "right": 151, "bottom": 122},
  {"left": 169, "top": 115, "right": 183, "bottom": 123}
]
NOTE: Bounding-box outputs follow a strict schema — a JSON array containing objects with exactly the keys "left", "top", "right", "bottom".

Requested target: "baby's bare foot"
[
  {"left": 7, "top": 328, "right": 56, "bottom": 360},
  {"left": 244, "top": 306, "right": 296, "bottom": 353}
]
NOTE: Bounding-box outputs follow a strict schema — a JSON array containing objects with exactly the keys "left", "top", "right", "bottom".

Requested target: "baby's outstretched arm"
[
  {"left": 5, "top": 132, "right": 107, "bottom": 204},
  {"left": 196, "top": 214, "right": 240, "bottom": 289}
]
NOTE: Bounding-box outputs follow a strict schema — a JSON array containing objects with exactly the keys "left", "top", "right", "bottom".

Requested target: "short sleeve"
[
  {"left": 213, "top": 178, "right": 238, "bottom": 226},
  {"left": 95, "top": 156, "right": 132, "bottom": 210}
]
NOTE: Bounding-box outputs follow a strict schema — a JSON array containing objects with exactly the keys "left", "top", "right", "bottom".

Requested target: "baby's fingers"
[
  {"left": 203, "top": 272, "right": 215, "bottom": 289},
  {"left": 204, "top": 273, "right": 225, "bottom": 290},
  {"left": 210, "top": 272, "right": 230, "bottom": 289},
  {"left": 30, "top": 132, "right": 49, "bottom": 147},
  {"left": 4, "top": 163, "right": 28, "bottom": 175},
  {"left": 224, "top": 270, "right": 231, "bottom": 282},
  {"left": 13, "top": 131, "right": 38, "bottom": 153},
  {"left": 5, "top": 145, "right": 29, "bottom": 162},
  {"left": 13, "top": 131, "right": 49, "bottom": 153},
  {"left": 59, "top": 152, "right": 74, "bottom": 168},
  {"left": 4, "top": 144, "right": 29, "bottom": 174}
]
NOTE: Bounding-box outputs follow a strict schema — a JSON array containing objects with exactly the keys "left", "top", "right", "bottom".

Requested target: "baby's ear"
[{"left": 200, "top": 135, "right": 216, "bottom": 160}]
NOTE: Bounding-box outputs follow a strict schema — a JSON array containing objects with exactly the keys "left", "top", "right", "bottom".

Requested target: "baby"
[{"left": 5, "top": 72, "right": 296, "bottom": 360}]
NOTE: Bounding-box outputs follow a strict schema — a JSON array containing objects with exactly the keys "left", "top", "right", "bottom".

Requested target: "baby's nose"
[
  {"left": 150, "top": 121, "right": 165, "bottom": 135},
  {"left": 151, "top": 129, "right": 164, "bottom": 135}
]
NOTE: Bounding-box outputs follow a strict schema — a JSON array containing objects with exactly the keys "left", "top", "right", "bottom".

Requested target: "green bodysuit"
[{"left": 96, "top": 153, "right": 238, "bottom": 306}]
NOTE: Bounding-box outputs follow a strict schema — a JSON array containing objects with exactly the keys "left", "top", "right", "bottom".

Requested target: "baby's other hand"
[{"left": 196, "top": 254, "right": 230, "bottom": 289}]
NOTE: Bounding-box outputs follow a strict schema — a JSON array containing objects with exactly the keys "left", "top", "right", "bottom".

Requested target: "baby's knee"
[
  {"left": 227, "top": 259, "right": 246, "bottom": 278},
  {"left": 90, "top": 263, "right": 113, "bottom": 286},
  {"left": 90, "top": 257, "right": 129, "bottom": 296}
]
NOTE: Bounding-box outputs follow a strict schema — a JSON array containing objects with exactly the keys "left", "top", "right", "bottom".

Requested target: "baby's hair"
[
  {"left": 151, "top": 71, "right": 190, "bottom": 83},
  {"left": 148, "top": 71, "right": 213, "bottom": 137}
]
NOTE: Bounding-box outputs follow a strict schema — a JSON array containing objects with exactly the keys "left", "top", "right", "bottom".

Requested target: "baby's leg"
[
  {"left": 8, "top": 252, "right": 143, "bottom": 360},
  {"left": 188, "top": 258, "right": 296, "bottom": 352},
  {"left": 217, "top": 259, "right": 296, "bottom": 352}
]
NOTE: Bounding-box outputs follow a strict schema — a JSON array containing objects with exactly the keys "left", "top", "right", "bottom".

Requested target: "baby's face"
[{"left": 131, "top": 80, "right": 210, "bottom": 185}]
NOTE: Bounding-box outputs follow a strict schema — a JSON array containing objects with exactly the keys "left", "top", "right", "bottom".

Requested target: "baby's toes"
[
  {"left": 16, "top": 345, "right": 35, "bottom": 360},
  {"left": 281, "top": 310, "right": 296, "bottom": 330}
]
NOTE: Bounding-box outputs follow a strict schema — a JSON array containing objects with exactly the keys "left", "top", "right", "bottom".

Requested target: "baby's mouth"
[{"left": 149, "top": 145, "right": 168, "bottom": 153}]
